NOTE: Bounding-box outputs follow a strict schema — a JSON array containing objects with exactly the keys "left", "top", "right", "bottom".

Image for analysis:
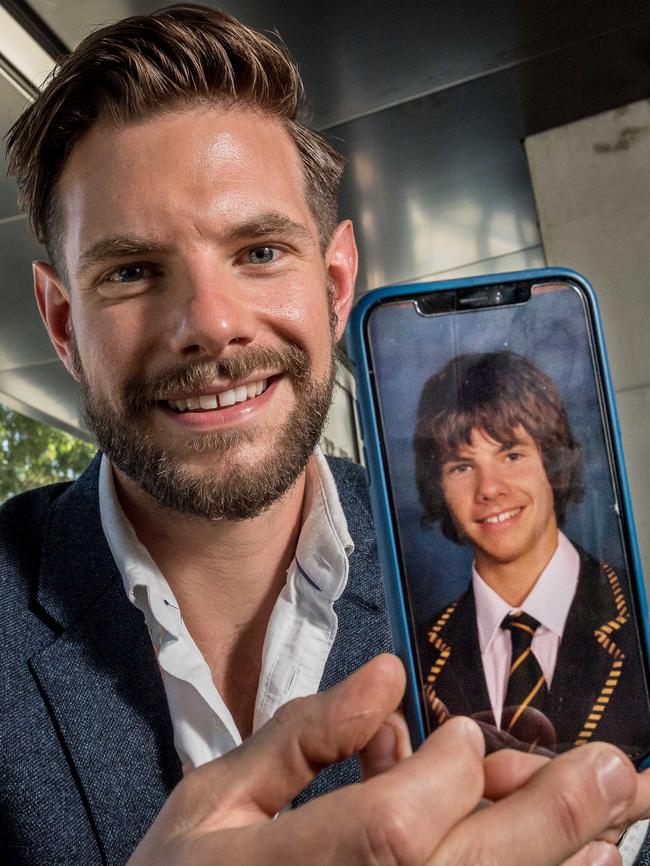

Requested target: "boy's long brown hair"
[{"left": 414, "top": 351, "right": 584, "bottom": 544}]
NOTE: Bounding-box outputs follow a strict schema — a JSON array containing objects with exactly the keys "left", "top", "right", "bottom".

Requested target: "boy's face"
[{"left": 440, "top": 426, "right": 558, "bottom": 577}]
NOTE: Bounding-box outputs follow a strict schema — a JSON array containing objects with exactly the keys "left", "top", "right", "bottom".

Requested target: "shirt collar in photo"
[{"left": 473, "top": 531, "right": 580, "bottom": 655}]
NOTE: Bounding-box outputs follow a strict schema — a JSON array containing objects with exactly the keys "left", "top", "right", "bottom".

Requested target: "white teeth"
[
  {"left": 199, "top": 394, "right": 218, "bottom": 410},
  {"left": 483, "top": 508, "right": 520, "bottom": 525},
  {"left": 167, "top": 399, "right": 189, "bottom": 411},
  {"left": 166, "top": 378, "right": 269, "bottom": 412}
]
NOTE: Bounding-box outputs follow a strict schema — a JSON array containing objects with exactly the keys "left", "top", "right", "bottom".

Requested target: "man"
[
  {"left": 2, "top": 6, "right": 649, "bottom": 865},
  {"left": 414, "top": 351, "right": 649, "bottom": 756}
]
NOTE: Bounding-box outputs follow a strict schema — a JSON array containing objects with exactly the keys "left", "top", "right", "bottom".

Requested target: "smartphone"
[{"left": 347, "top": 268, "right": 650, "bottom": 766}]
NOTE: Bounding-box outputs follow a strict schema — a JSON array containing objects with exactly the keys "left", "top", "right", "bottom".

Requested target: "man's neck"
[{"left": 112, "top": 463, "right": 307, "bottom": 736}]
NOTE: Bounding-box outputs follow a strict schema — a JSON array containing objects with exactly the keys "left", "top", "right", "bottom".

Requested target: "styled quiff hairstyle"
[
  {"left": 414, "top": 351, "right": 584, "bottom": 544},
  {"left": 6, "top": 3, "right": 344, "bottom": 273}
]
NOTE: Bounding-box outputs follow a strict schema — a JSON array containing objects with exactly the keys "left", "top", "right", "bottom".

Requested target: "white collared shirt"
[
  {"left": 98, "top": 448, "right": 353, "bottom": 773},
  {"left": 473, "top": 532, "right": 580, "bottom": 728}
]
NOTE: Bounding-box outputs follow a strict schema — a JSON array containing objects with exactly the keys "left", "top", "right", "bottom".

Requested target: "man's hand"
[
  {"left": 436, "top": 745, "right": 650, "bottom": 865},
  {"left": 128, "top": 654, "right": 650, "bottom": 865}
]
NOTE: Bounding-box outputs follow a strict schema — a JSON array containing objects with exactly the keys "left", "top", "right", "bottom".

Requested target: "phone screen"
[{"left": 365, "top": 279, "right": 650, "bottom": 759}]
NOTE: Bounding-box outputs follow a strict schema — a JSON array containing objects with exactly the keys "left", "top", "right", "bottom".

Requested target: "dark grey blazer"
[{"left": 0, "top": 455, "right": 391, "bottom": 865}]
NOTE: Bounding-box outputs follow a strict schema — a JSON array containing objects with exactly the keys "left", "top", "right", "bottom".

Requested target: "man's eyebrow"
[
  {"left": 226, "top": 213, "right": 312, "bottom": 243},
  {"left": 77, "top": 236, "right": 169, "bottom": 275}
]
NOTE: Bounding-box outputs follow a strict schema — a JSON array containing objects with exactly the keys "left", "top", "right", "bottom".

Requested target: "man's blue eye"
[
  {"left": 247, "top": 246, "right": 276, "bottom": 264},
  {"left": 108, "top": 265, "right": 146, "bottom": 282}
]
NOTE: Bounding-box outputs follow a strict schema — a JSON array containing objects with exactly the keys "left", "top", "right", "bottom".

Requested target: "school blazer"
[
  {"left": 0, "top": 455, "right": 391, "bottom": 866},
  {"left": 420, "top": 548, "right": 650, "bottom": 756}
]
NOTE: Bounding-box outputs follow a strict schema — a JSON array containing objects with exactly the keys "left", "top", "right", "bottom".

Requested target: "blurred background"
[{"left": 0, "top": 0, "right": 649, "bottom": 576}]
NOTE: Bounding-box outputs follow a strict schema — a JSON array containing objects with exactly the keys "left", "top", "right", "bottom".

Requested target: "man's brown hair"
[
  {"left": 5, "top": 3, "right": 344, "bottom": 274},
  {"left": 414, "top": 351, "right": 584, "bottom": 544}
]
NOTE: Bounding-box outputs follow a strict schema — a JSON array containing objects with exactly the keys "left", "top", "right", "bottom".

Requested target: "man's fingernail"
[
  {"left": 376, "top": 723, "right": 398, "bottom": 755},
  {"left": 384, "top": 713, "right": 413, "bottom": 760},
  {"left": 456, "top": 717, "right": 485, "bottom": 756},
  {"left": 595, "top": 750, "right": 633, "bottom": 813},
  {"left": 587, "top": 840, "right": 620, "bottom": 866},
  {"left": 364, "top": 722, "right": 398, "bottom": 768}
]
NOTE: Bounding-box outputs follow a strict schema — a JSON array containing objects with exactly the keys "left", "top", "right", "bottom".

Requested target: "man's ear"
[
  {"left": 33, "top": 260, "right": 79, "bottom": 380},
  {"left": 325, "top": 220, "right": 358, "bottom": 342}
]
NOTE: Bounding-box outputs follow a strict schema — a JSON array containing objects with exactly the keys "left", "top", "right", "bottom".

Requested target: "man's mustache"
[{"left": 123, "top": 344, "right": 311, "bottom": 414}]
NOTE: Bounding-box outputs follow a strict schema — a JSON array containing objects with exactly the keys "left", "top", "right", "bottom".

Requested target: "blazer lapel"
[
  {"left": 423, "top": 588, "right": 493, "bottom": 723},
  {"left": 319, "top": 457, "right": 393, "bottom": 692},
  {"left": 547, "top": 552, "right": 627, "bottom": 751},
  {"left": 29, "top": 458, "right": 181, "bottom": 865}
]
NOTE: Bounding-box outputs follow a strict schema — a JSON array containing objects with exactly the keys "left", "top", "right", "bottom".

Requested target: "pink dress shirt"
[{"left": 473, "top": 532, "right": 580, "bottom": 728}]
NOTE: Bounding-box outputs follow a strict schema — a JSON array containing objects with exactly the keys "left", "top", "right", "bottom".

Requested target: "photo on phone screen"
[{"left": 365, "top": 278, "right": 650, "bottom": 760}]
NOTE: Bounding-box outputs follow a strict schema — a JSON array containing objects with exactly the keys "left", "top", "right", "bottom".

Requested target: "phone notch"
[{"left": 415, "top": 281, "right": 531, "bottom": 316}]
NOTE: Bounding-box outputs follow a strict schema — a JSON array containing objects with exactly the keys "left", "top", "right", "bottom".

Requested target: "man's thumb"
[{"left": 191, "top": 653, "right": 406, "bottom": 826}]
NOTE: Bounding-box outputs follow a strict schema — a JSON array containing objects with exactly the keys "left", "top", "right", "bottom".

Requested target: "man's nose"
[
  {"left": 167, "top": 265, "right": 258, "bottom": 357},
  {"left": 474, "top": 464, "right": 508, "bottom": 501}
]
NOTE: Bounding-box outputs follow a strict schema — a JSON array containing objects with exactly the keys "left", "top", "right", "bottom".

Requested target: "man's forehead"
[
  {"left": 59, "top": 106, "right": 303, "bottom": 201},
  {"left": 56, "top": 105, "right": 314, "bottom": 268},
  {"left": 64, "top": 103, "right": 297, "bottom": 162}
]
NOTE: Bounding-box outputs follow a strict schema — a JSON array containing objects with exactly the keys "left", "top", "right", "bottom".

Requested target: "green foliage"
[{"left": 0, "top": 403, "right": 96, "bottom": 502}]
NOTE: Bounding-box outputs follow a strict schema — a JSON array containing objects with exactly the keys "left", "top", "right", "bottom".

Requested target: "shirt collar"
[
  {"left": 98, "top": 455, "right": 182, "bottom": 637},
  {"left": 473, "top": 531, "right": 580, "bottom": 653},
  {"left": 294, "top": 448, "right": 354, "bottom": 602}
]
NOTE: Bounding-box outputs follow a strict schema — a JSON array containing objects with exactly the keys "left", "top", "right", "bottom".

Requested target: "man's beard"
[{"left": 71, "top": 338, "right": 336, "bottom": 521}]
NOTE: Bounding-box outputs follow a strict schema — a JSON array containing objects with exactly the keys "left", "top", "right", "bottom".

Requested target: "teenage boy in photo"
[{"left": 415, "top": 351, "right": 649, "bottom": 754}]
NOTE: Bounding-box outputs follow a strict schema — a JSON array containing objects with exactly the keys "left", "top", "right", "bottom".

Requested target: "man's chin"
[
  {"left": 112, "top": 454, "right": 295, "bottom": 521},
  {"left": 147, "top": 426, "right": 258, "bottom": 460},
  {"left": 152, "top": 436, "right": 278, "bottom": 480}
]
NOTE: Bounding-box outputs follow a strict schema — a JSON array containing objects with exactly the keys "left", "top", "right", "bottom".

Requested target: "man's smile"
[
  {"left": 164, "top": 375, "right": 271, "bottom": 412},
  {"left": 156, "top": 375, "right": 283, "bottom": 431}
]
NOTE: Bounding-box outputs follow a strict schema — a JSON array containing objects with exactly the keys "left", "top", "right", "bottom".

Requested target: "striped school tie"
[{"left": 501, "top": 611, "right": 548, "bottom": 735}]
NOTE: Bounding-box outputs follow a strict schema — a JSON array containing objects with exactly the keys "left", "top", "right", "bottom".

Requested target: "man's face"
[
  {"left": 440, "top": 427, "right": 558, "bottom": 576},
  {"left": 38, "top": 107, "right": 355, "bottom": 519}
]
